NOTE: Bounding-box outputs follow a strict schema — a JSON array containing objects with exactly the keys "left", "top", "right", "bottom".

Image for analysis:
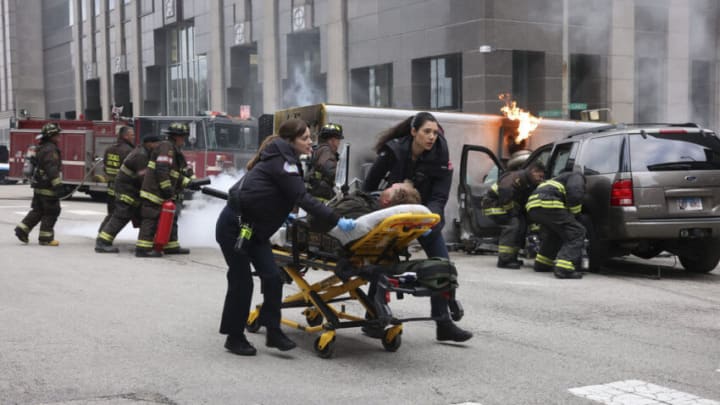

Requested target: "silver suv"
[{"left": 457, "top": 123, "right": 720, "bottom": 273}]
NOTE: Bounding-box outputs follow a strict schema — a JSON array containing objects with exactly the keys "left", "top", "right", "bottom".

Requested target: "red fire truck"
[{"left": 7, "top": 114, "right": 261, "bottom": 199}]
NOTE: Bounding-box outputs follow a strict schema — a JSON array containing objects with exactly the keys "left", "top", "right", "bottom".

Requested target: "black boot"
[
  {"left": 14, "top": 227, "right": 28, "bottom": 244},
  {"left": 135, "top": 249, "right": 163, "bottom": 258},
  {"left": 554, "top": 269, "right": 583, "bottom": 279},
  {"left": 436, "top": 321, "right": 473, "bottom": 342},
  {"left": 95, "top": 239, "right": 119, "bottom": 253},
  {"left": 224, "top": 334, "right": 257, "bottom": 356},
  {"left": 497, "top": 258, "right": 523, "bottom": 269},
  {"left": 266, "top": 327, "right": 296, "bottom": 351},
  {"left": 164, "top": 247, "right": 190, "bottom": 254}
]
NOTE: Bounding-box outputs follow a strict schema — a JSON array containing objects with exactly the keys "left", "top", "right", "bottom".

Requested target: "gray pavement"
[{"left": 1, "top": 184, "right": 719, "bottom": 405}]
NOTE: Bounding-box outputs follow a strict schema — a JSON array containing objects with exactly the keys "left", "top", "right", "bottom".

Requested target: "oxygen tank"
[
  {"left": 153, "top": 200, "right": 176, "bottom": 252},
  {"left": 22, "top": 145, "right": 37, "bottom": 179}
]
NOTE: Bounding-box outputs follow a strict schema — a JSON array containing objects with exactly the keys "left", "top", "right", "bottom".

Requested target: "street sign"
[
  {"left": 539, "top": 110, "right": 562, "bottom": 118},
  {"left": 569, "top": 103, "right": 588, "bottom": 110}
]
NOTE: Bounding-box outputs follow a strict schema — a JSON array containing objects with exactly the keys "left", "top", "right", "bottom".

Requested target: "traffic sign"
[
  {"left": 539, "top": 110, "right": 562, "bottom": 118},
  {"left": 569, "top": 103, "right": 588, "bottom": 110}
]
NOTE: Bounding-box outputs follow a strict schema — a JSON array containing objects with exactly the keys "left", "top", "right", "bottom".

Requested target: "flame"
[{"left": 499, "top": 94, "right": 542, "bottom": 144}]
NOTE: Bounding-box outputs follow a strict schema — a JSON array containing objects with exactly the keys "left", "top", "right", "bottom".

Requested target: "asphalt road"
[{"left": 1, "top": 184, "right": 719, "bottom": 405}]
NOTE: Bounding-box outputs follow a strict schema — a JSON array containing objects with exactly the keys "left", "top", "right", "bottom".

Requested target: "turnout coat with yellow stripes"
[
  {"left": 139, "top": 140, "right": 191, "bottom": 205},
  {"left": 114, "top": 144, "right": 152, "bottom": 207},
  {"left": 31, "top": 140, "right": 63, "bottom": 197},
  {"left": 526, "top": 171, "right": 585, "bottom": 214},
  {"left": 482, "top": 168, "right": 536, "bottom": 217},
  {"left": 102, "top": 138, "right": 134, "bottom": 196}
]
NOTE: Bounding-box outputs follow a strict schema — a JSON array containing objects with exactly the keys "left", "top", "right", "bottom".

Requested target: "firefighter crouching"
[
  {"left": 481, "top": 162, "right": 545, "bottom": 269},
  {"left": 525, "top": 171, "right": 586, "bottom": 279},
  {"left": 135, "top": 122, "right": 193, "bottom": 257},
  {"left": 306, "top": 122, "right": 344, "bottom": 201},
  {"left": 95, "top": 133, "right": 162, "bottom": 253},
  {"left": 98, "top": 125, "right": 135, "bottom": 232},
  {"left": 14, "top": 123, "right": 64, "bottom": 246}
]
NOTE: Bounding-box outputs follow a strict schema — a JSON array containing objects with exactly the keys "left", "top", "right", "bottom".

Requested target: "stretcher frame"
[{"left": 246, "top": 212, "right": 450, "bottom": 358}]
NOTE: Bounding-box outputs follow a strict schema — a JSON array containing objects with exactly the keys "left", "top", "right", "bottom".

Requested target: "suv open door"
[{"left": 455, "top": 143, "right": 553, "bottom": 253}]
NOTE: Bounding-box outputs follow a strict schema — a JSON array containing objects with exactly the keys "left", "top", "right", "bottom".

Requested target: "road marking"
[
  {"left": 66, "top": 210, "right": 104, "bottom": 216},
  {"left": 0, "top": 205, "right": 32, "bottom": 209},
  {"left": 569, "top": 380, "right": 720, "bottom": 404}
]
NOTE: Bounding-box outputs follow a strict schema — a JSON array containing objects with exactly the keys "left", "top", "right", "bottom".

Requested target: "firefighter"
[
  {"left": 363, "top": 112, "right": 473, "bottom": 343},
  {"left": 525, "top": 170, "right": 586, "bottom": 279},
  {"left": 95, "top": 133, "right": 162, "bottom": 253},
  {"left": 217, "top": 119, "right": 356, "bottom": 355},
  {"left": 306, "top": 122, "right": 344, "bottom": 201},
  {"left": 135, "top": 122, "right": 193, "bottom": 257},
  {"left": 14, "top": 123, "right": 64, "bottom": 246},
  {"left": 482, "top": 162, "right": 545, "bottom": 269},
  {"left": 98, "top": 125, "right": 135, "bottom": 232}
]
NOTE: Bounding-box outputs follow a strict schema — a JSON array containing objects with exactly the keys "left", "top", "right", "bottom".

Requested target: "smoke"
[
  {"left": 58, "top": 172, "right": 244, "bottom": 248},
  {"left": 283, "top": 63, "right": 323, "bottom": 108}
]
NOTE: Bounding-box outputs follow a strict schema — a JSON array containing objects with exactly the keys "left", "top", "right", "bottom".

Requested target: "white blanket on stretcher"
[{"left": 270, "top": 204, "right": 432, "bottom": 247}]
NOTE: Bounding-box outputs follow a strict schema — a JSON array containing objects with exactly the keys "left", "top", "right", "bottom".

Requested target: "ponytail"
[{"left": 373, "top": 112, "right": 438, "bottom": 153}]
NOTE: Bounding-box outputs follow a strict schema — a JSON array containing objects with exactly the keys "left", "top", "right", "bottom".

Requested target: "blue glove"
[
  {"left": 337, "top": 217, "right": 356, "bottom": 232},
  {"left": 285, "top": 213, "right": 297, "bottom": 226}
]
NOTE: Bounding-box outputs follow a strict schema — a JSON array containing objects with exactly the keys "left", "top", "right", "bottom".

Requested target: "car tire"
[
  {"left": 578, "top": 214, "right": 608, "bottom": 272},
  {"left": 679, "top": 244, "right": 720, "bottom": 273}
]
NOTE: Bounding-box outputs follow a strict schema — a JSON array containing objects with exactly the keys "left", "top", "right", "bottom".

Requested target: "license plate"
[{"left": 678, "top": 197, "right": 702, "bottom": 211}]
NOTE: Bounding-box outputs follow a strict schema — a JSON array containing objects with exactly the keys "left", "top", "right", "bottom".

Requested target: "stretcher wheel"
[
  {"left": 246, "top": 317, "right": 261, "bottom": 333},
  {"left": 382, "top": 331, "right": 402, "bottom": 352},
  {"left": 314, "top": 336, "right": 336, "bottom": 359}
]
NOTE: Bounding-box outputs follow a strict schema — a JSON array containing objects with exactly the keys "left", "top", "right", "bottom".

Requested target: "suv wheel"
[{"left": 679, "top": 241, "right": 720, "bottom": 273}]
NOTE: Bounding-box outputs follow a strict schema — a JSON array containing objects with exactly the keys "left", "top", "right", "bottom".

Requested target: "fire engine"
[{"left": 7, "top": 113, "right": 262, "bottom": 199}]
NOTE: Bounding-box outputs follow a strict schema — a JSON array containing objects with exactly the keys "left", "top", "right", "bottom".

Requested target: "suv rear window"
[{"left": 629, "top": 132, "right": 720, "bottom": 171}]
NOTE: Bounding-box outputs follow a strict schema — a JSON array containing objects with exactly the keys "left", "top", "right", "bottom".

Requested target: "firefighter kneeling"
[
  {"left": 525, "top": 171, "right": 586, "bottom": 279},
  {"left": 135, "top": 122, "right": 193, "bottom": 257}
]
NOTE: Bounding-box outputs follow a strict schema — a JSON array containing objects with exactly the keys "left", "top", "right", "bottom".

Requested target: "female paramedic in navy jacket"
[
  {"left": 363, "top": 112, "right": 473, "bottom": 343},
  {"left": 216, "top": 119, "right": 356, "bottom": 356}
]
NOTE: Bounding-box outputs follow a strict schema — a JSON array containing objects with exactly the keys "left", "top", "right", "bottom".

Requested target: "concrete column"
[
  {"left": 325, "top": 0, "right": 347, "bottom": 104},
  {"left": 128, "top": 0, "right": 142, "bottom": 115},
  {"left": 209, "top": 0, "right": 225, "bottom": 111},
  {"left": 609, "top": 0, "right": 634, "bottom": 123},
  {"left": 71, "top": 0, "right": 84, "bottom": 117},
  {"left": 667, "top": 0, "right": 690, "bottom": 122},
  {"left": 261, "top": 0, "right": 280, "bottom": 114},
  {"left": 97, "top": 0, "right": 111, "bottom": 119}
]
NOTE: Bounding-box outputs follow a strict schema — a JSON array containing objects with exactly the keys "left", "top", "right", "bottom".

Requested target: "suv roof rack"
[
  {"left": 566, "top": 122, "right": 702, "bottom": 138},
  {"left": 566, "top": 124, "right": 622, "bottom": 138},
  {"left": 625, "top": 122, "right": 700, "bottom": 128}
]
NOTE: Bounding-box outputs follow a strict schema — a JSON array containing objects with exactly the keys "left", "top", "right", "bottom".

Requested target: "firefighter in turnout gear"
[
  {"left": 526, "top": 171, "right": 586, "bottom": 279},
  {"left": 98, "top": 125, "right": 135, "bottom": 232},
  {"left": 482, "top": 162, "right": 545, "bottom": 269},
  {"left": 14, "top": 123, "right": 64, "bottom": 246},
  {"left": 306, "top": 122, "right": 344, "bottom": 201},
  {"left": 95, "top": 133, "right": 162, "bottom": 253},
  {"left": 135, "top": 122, "right": 193, "bottom": 257}
]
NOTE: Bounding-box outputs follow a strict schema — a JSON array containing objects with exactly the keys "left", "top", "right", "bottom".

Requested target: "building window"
[
  {"left": 166, "top": 25, "right": 209, "bottom": 115},
  {"left": 94, "top": 0, "right": 100, "bottom": 15},
  {"left": 82, "top": 0, "right": 87, "bottom": 20},
  {"left": 351, "top": 64, "right": 393, "bottom": 107},
  {"left": 570, "top": 53, "right": 606, "bottom": 120},
  {"left": 512, "top": 50, "right": 545, "bottom": 115},
  {"left": 412, "top": 54, "right": 461, "bottom": 110},
  {"left": 69, "top": 0, "right": 74, "bottom": 25},
  {"left": 634, "top": 4, "right": 667, "bottom": 123},
  {"left": 109, "top": 0, "right": 116, "bottom": 11},
  {"left": 691, "top": 61, "right": 712, "bottom": 127}
]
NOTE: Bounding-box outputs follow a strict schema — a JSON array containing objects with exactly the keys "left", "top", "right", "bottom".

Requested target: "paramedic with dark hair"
[
  {"left": 216, "top": 119, "right": 357, "bottom": 356},
  {"left": 362, "top": 112, "right": 473, "bottom": 343}
]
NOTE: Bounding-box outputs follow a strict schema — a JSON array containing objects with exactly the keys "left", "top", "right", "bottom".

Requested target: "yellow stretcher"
[{"left": 246, "top": 211, "right": 463, "bottom": 358}]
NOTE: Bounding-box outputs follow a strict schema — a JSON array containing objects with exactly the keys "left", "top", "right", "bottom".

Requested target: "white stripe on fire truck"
[{"left": 61, "top": 161, "right": 87, "bottom": 166}]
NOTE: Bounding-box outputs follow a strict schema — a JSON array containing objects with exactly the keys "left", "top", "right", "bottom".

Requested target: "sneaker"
[
  {"left": 436, "top": 321, "right": 473, "bottom": 342},
  {"left": 14, "top": 227, "right": 28, "bottom": 244},
  {"left": 224, "top": 335, "right": 257, "bottom": 356},
  {"left": 135, "top": 249, "right": 162, "bottom": 258},
  {"left": 164, "top": 247, "right": 190, "bottom": 254},
  {"left": 265, "top": 327, "right": 296, "bottom": 351},
  {"left": 39, "top": 240, "right": 59, "bottom": 246},
  {"left": 95, "top": 240, "right": 119, "bottom": 253}
]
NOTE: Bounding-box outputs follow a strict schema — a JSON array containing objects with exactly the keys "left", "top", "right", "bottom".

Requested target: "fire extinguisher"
[{"left": 153, "top": 200, "right": 176, "bottom": 252}]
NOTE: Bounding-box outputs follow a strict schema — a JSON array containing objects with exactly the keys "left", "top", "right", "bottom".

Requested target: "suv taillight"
[{"left": 611, "top": 179, "right": 634, "bottom": 206}]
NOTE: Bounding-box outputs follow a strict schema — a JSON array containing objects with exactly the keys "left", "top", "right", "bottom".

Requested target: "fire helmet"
[
  {"left": 40, "top": 123, "right": 61, "bottom": 139},
  {"left": 164, "top": 122, "right": 190, "bottom": 137},
  {"left": 318, "top": 122, "right": 344, "bottom": 141}
]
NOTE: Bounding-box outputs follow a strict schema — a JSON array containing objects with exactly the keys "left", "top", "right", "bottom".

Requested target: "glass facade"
[{"left": 166, "top": 25, "right": 208, "bottom": 116}]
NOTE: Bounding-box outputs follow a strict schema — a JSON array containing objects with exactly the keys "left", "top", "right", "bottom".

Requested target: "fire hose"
[{"left": 57, "top": 157, "right": 105, "bottom": 201}]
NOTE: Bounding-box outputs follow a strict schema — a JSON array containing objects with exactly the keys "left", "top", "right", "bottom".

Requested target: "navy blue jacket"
[
  {"left": 235, "top": 138, "right": 340, "bottom": 240},
  {"left": 363, "top": 135, "right": 453, "bottom": 218}
]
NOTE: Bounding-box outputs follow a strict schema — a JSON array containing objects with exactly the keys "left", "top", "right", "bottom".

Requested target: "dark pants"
[
  {"left": 216, "top": 205, "right": 283, "bottom": 336},
  {"left": 136, "top": 201, "right": 180, "bottom": 251},
  {"left": 98, "top": 183, "right": 115, "bottom": 232},
  {"left": 527, "top": 208, "right": 585, "bottom": 272},
  {"left": 18, "top": 194, "right": 61, "bottom": 242},
  {"left": 98, "top": 199, "right": 139, "bottom": 243},
  {"left": 490, "top": 213, "right": 527, "bottom": 262},
  {"left": 417, "top": 219, "right": 453, "bottom": 320}
]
